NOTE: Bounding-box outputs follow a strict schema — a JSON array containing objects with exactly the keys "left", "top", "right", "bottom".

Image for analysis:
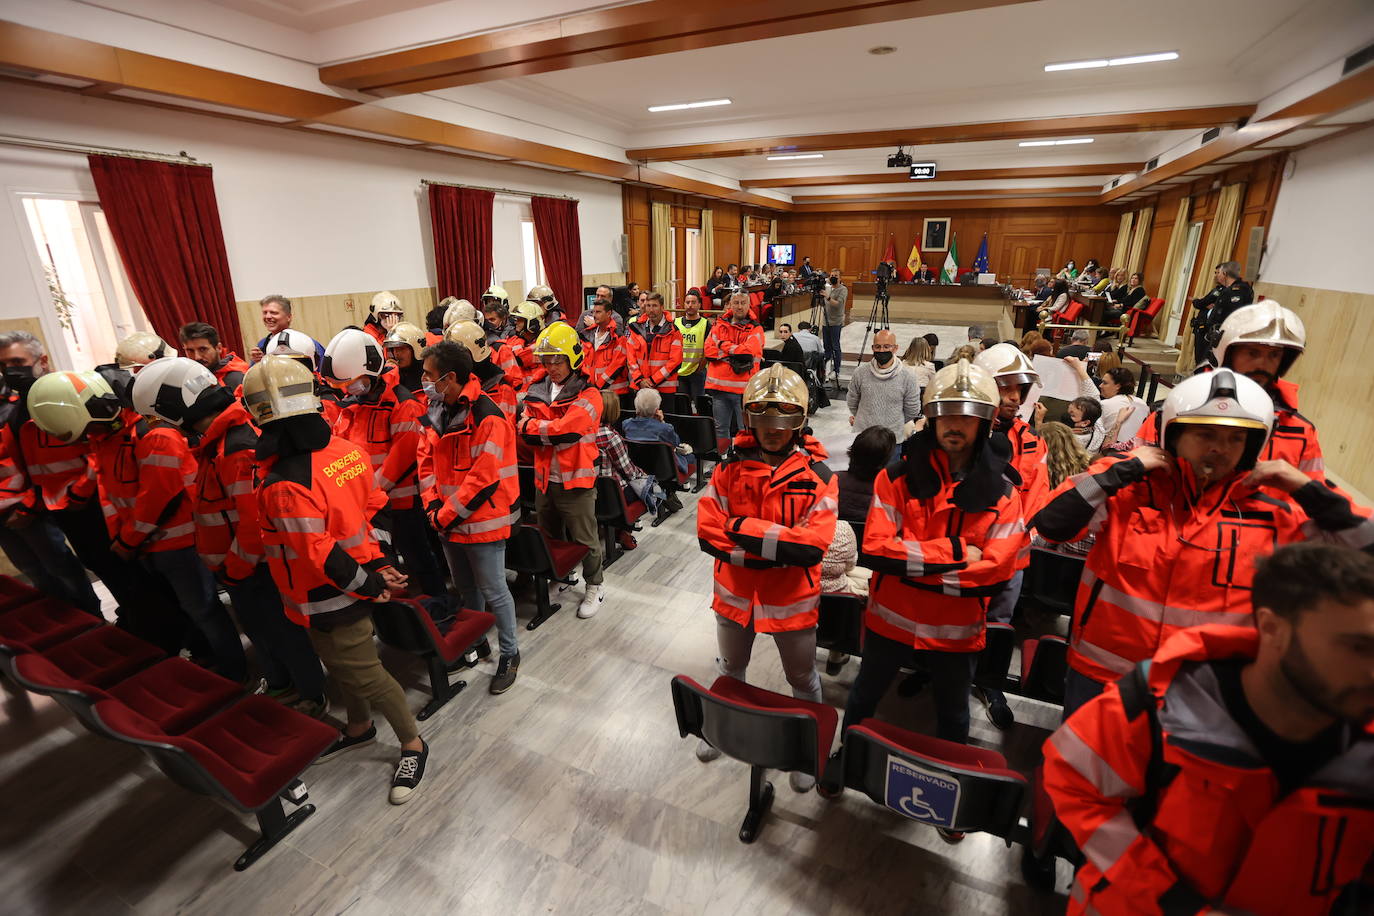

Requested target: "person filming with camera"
[{"left": 822, "top": 270, "right": 847, "bottom": 383}]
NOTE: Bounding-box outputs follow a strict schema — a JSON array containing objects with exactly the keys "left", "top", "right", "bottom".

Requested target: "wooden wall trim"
[
  {"left": 794, "top": 196, "right": 1109, "bottom": 212},
  {"left": 793, "top": 187, "right": 1096, "bottom": 202},
  {"left": 740, "top": 163, "right": 1144, "bottom": 188}
]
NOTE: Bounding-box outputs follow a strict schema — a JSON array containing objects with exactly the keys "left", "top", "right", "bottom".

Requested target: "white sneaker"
[
  {"left": 577, "top": 583, "right": 604, "bottom": 619},
  {"left": 696, "top": 738, "right": 722, "bottom": 762},
  {"left": 789, "top": 771, "right": 816, "bottom": 793}
]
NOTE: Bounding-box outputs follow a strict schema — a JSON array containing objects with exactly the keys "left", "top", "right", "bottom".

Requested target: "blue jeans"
[
  {"left": 843, "top": 628, "right": 975, "bottom": 743},
  {"left": 147, "top": 547, "right": 246, "bottom": 681},
  {"left": 442, "top": 539, "right": 519, "bottom": 658},
  {"left": 985, "top": 570, "right": 1024, "bottom": 625},
  {"left": 1062, "top": 667, "right": 1107, "bottom": 721},
  {"left": 0, "top": 514, "right": 102, "bottom": 616},
  {"left": 822, "top": 324, "right": 843, "bottom": 376},
  {"left": 710, "top": 390, "right": 743, "bottom": 445},
  {"left": 679, "top": 370, "right": 706, "bottom": 403},
  {"left": 225, "top": 564, "right": 325, "bottom": 699}
]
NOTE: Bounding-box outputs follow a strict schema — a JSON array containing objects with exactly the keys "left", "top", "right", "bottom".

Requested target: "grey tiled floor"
[{"left": 0, "top": 323, "right": 1071, "bottom": 915}]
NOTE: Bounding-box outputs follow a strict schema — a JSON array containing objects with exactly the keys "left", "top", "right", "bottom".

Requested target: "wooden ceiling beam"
[
  {"left": 793, "top": 196, "right": 1110, "bottom": 212},
  {"left": 740, "top": 162, "right": 1145, "bottom": 188},
  {"left": 318, "top": 0, "right": 1030, "bottom": 95},
  {"left": 792, "top": 185, "right": 1100, "bottom": 201},
  {"left": 627, "top": 106, "right": 1256, "bottom": 161}
]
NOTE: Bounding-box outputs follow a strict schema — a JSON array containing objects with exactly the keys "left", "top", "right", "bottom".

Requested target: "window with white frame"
[{"left": 521, "top": 219, "right": 546, "bottom": 294}]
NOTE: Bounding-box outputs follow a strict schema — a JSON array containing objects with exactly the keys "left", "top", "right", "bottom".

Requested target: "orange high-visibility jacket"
[
  {"left": 996, "top": 414, "right": 1049, "bottom": 525},
  {"left": 1032, "top": 453, "right": 1374, "bottom": 684},
  {"left": 479, "top": 343, "right": 523, "bottom": 419},
  {"left": 704, "top": 316, "right": 765, "bottom": 395},
  {"left": 503, "top": 335, "right": 540, "bottom": 392},
  {"left": 518, "top": 372, "right": 602, "bottom": 492},
  {"left": 579, "top": 324, "right": 630, "bottom": 394},
  {"left": 0, "top": 407, "right": 33, "bottom": 516},
  {"left": 17, "top": 419, "right": 96, "bottom": 512},
  {"left": 626, "top": 319, "right": 683, "bottom": 393},
  {"left": 859, "top": 442, "right": 1025, "bottom": 652},
  {"left": 212, "top": 352, "right": 250, "bottom": 392},
  {"left": 418, "top": 377, "right": 520, "bottom": 544},
  {"left": 697, "top": 432, "right": 837, "bottom": 633},
  {"left": 1135, "top": 377, "right": 1325, "bottom": 479},
  {"left": 1044, "top": 625, "right": 1374, "bottom": 916},
  {"left": 192, "top": 402, "right": 263, "bottom": 584},
  {"left": 331, "top": 373, "right": 427, "bottom": 511},
  {"left": 257, "top": 435, "right": 390, "bottom": 628},
  {"left": 93, "top": 413, "right": 197, "bottom": 553}
]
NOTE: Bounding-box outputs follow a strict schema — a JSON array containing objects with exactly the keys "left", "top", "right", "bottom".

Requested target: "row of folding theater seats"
[{"left": 0, "top": 575, "right": 337, "bottom": 871}]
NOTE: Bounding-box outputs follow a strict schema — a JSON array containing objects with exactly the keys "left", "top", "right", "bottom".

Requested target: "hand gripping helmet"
[
  {"left": 443, "top": 298, "right": 478, "bottom": 330},
  {"left": 923, "top": 358, "right": 1000, "bottom": 421},
  {"left": 383, "top": 322, "right": 428, "bottom": 358},
  {"left": 262, "top": 329, "right": 320, "bottom": 370},
  {"left": 526, "top": 285, "right": 557, "bottom": 308},
  {"left": 974, "top": 342, "right": 1039, "bottom": 401},
  {"left": 114, "top": 331, "right": 173, "bottom": 372},
  {"left": 27, "top": 370, "right": 125, "bottom": 443},
  {"left": 446, "top": 320, "right": 491, "bottom": 363},
  {"left": 1161, "top": 368, "right": 1274, "bottom": 471},
  {"left": 242, "top": 355, "right": 321, "bottom": 427},
  {"left": 371, "top": 290, "right": 404, "bottom": 316},
  {"left": 481, "top": 284, "right": 510, "bottom": 310},
  {"left": 1214, "top": 300, "right": 1306, "bottom": 379},
  {"left": 532, "top": 321, "right": 583, "bottom": 369},
  {"left": 511, "top": 301, "right": 545, "bottom": 338},
  {"left": 321, "top": 328, "right": 385, "bottom": 383},
  {"left": 130, "top": 356, "right": 224, "bottom": 429},
  {"left": 742, "top": 364, "right": 808, "bottom": 431}
]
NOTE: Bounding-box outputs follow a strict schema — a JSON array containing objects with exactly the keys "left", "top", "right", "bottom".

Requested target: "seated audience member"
[
  {"left": 793, "top": 322, "right": 825, "bottom": 376},
  {"left": 819, "top": 518, "right": 871, "bottom": 676},
  {"left": 967, "top": 326, "right": 984, "bottom": 346},
  {"left": 770, "top": 323, "right": 806, "bottom": 364},
  {"left": 1030, "top": 338, "right": 1054, "bottom": 358},
  {"left": 1041, "top": 279, "right": 1071, "bottom": 319},
  {"left": 1067, "top": 396, "right": 1105, "bottom": 452},
  {"left": 835, "top": 425, "right": 897, "bottom": 524},
  {"left": 1096, "top": 366, "right": 1148, "bottom": 446},
  {"left": 622, "top": 388, "right": 694, "bottom": 476},
  {"left": 1056, "top": 259, "right": 1078, "bottom": 280},
  {"left": 1105, "top": 271, "right": 1148, "bottom": 325},
  {"left": 1092, "top": 341, "right": 1121, "bottom": 375},
  {"left": 980, "top": 337, "right": 999, "bottom": 352},
  {"left": 951, "top": 343, "right": 979, "bottom": 364},
  {"left": 1057, "top": 328, "right": 1092, "bottom": 360},
  {"left": 595, "top": 390, "right": 673, "bottom": 524},
  {"left": 1020, "top": 330, "right": 1045, "bottom": 356},
  {"left": 1029, "top": 422, "right": 1096, "bottom": 556},
  {"left": 901, "top": 337, "right": 936, "bottom": 392},
  {"left": 1043, "top": 543, "right": 1374, "bottom": 916}
]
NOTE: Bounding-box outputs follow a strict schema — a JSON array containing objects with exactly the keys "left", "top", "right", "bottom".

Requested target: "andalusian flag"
[
  {"left": 940, "top": 234, "right": 959, "bottom": 284},
  {"left": 901, "top": 236, "right": 922, "bottom": 281}
]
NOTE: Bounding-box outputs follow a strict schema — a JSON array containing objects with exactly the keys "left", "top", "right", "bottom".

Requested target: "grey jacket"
[{"left": 847, "top": 362, "right": 922, "bottom": 438}]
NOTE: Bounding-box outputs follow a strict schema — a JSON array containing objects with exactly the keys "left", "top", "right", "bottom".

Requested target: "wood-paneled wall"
[
  {"left": 774, "top": 206, "right": 1122, "bottom": 284},
  {"left": 1257, "top": 280, "right": 1374, "bottom": 499}
]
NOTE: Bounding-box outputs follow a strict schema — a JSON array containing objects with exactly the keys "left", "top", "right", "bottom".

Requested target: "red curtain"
[
  {"left": 428, "top": 185, "right": 494, "bottom": 304},
  {"left": 531, "top": 196, "right": 583, "bottom": 325},
  {"left": 87, "top": 155, "right": 244, "bottom": 354}
]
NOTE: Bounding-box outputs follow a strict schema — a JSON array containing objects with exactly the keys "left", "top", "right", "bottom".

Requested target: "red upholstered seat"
[
  {"left": 547, "top": 538, "right": 590, "bottom": 578},
  {"left": 852, "top": 718, "right": 1015, "bottom": 776},
  {"left": 1060, "top": 300, "right": 1086, "bottom": 323},
  {"left": 0, "top": 597, "right": 102, "bottom": 652},
  {"left": 1128, "top": 298, "right": 1166, "bottom": 338},
  {"left": 109, "top": 658, "right": 244, "bottom": 734},
  {"left": 416, "top": 605, "right": 497, "bottom": 664},
  {"left": 624, "top": 499, "right": 646, "bottom": 524},
  {"left": 708, "top": 675, "right": 838, "bottom": 773},
  {"left": 0, "top": 575, "right": 42, "bottom": 612},
  {"left": 42, "top": 625, "right": 164, "bottom": 687},
  {"left": 1020, "top": 638, "right": 1039, "bottom": 684}
]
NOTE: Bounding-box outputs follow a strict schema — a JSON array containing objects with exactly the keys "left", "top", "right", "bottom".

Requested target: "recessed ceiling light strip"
[
  {"left": 647, "top": 98, "right": 732, "bottom": 112},
  {"left": 1045, "top": 51, "right": 1178, "bottom": 72},
  {"left": 1019, "top": 138, "right": 1095, "bottom": 147},
  {"left": 766, "top": 153, "right": 825, "bottom": 160}
]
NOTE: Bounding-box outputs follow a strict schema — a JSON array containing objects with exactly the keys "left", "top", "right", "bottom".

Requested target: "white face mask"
[
  {"left": 345, "top": 377, "right": 371, "bottom": 396},
  {"left": 422, "top": 380, "right": 439, "bottom": 400}
]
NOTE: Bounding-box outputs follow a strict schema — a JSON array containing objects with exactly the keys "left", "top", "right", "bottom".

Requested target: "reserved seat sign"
[{"left": 908, "top": 163, "right": 938, "bottom": 180}]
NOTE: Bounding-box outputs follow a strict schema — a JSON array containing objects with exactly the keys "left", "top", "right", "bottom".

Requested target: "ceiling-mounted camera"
[{"left": 887, "top": 145, "right": 913, "bottom": 168}]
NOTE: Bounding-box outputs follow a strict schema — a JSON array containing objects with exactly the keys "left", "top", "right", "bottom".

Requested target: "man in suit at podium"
[{"left": 912, "top": 263, "right": 935, "bottom": 284}]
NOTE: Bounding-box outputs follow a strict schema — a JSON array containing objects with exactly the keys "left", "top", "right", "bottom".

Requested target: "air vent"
[
  {"left": 1201, "top": 127, "right": 1221, "bottom": 144},
  {"left": 1343, "top": 41, "right": 1374, "bottom": 76},
  {"left": 1143, "top": 156, "right": 1159, "bottom": 172}
]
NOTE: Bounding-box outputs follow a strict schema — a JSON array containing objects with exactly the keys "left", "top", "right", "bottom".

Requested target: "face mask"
[
  {"left": 3, "top": 365, "right": 36, "bottom": 393},
  {"left": 345, "top": 377, "right": 371, "bottom": 396},
  {"left": 873, "top": 351, "right": 894, "bottom": 366},
  {"left": 422, "top": 380, "right": 439, "bottom": 400}
]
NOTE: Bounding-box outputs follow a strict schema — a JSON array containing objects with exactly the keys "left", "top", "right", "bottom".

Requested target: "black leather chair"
[
  {"left": 370, "top": 598, "right": 496, "bottom": 719},
  {"left": 665, "top": 412, "right": 718, "bottom": 492},
  {"left": 505, "top": 524, "right": 590, "bottom": 630},
  {"left": 816, "top": 592, "right": 866, "bottom": 660},
  {"left": 594, "top": 476, "right": 646, "bottom": 567}
]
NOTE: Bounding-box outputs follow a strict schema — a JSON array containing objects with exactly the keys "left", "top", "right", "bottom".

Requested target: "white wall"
[
  {"left": 1263, "top": 124, "right": 1374, "bottom": 296},
  {"left": 0, "top": 82, "right": 624, "bottom": 351}
]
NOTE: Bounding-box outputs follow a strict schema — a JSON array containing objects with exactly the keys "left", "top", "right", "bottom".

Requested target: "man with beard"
[
  {"left": 1034, "top": 369, "right": 1374, "bottom": 717},
  {"left": 179, "top": 322, "right": 249, "bottom": 390},
  {"left": 1043, "top": 542, "right": 1374, "bottom": 916}
]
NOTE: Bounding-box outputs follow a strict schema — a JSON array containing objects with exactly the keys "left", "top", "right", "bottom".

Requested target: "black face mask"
[
  {"left": 3, "top": 365, "right": 36, "bottom": 393},
  {"left": 873, "top": 351, "right": 894, "bottom": 366}
]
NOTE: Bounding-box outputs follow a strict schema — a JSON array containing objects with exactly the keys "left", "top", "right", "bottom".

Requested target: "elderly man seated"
[{"left": 622, "top": 388, "right": 695, "bottom": 477}]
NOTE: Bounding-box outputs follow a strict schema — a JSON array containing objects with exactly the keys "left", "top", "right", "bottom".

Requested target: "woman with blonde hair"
[
  {"left": 951, "top": 343, "right": 978, "bottom": 364},
  {"left": 1032, "top": 421, "right": 1096, "bottom": 556},
  {"left": 900, "top": 336, "right": 936, "bottom": 391}
]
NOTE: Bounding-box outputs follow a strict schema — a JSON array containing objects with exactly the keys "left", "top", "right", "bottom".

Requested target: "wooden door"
[
  {"left": 826, "top": 236, "right": 872, "bottom": 282},
  {"left": 999, "top": 234, "right": 1057, "bottom": 285}
]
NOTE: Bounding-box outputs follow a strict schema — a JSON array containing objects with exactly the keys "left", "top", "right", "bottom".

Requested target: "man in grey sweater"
[{"left": 846, "top": 329, "right": 921, "bottom": 439}]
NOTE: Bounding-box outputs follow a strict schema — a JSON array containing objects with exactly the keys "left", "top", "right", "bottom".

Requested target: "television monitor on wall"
[{"left": 768, "top": 243, "right": 796, "bottom": 266}]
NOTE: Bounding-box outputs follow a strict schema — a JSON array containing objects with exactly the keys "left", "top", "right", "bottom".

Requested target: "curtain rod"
[
  {"left": 0, "top": 133, "right": 206, "bottom": 166},
  {"left": 421, "top": 179, "right": 576, "bottom": 202}
]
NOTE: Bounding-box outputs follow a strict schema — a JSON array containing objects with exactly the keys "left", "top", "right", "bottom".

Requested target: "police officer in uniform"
[{"left": 1189, "top": 261, "right": 1253, "bottom": 368}]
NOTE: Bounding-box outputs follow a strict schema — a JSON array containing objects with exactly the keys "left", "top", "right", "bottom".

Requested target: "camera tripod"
[{"left": 856, "top": 277, "right": 892, "bottom": 368}]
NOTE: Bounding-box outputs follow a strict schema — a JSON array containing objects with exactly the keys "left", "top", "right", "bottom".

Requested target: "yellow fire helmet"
[
  {"left": 743, "top": 364, "right": 809, "bottom": 430},
  {"left": 511, "top": 301, "right": 545, "bottom": 337},
  {"left": 241, "top": 355, "right": 321, "bottom": 426},
  {"left": 384, "top": 322, "right": 428, "bottom": 358},
  {"left": 114, "top": 331, "right": 173, "bottom": 372},
  {"left": 531, "top": 321, "right": 583, "bottom": 369},
  {"left": 27, "top": 370, "right": 125, "bottom": 443},
  {"left": 922, "top": 359, "right": 1000, "bottom": 421},
  {"left": 445, "top": 319, "right": 491, "bottom": 363}
]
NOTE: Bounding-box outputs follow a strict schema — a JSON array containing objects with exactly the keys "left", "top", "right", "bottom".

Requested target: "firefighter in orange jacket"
[
  {"left": 694, "top": 364, "right": 837, "bottom": 792},
  {"left": 382, "top": 322, "right": 428, "bottom": 402},
  {"left": 508, "top": 301, "right": 546, "bottom": 391},
  {"left": 846, "top": 359, "right": 1026, "bottom": 760},
  {"left": 322, "top": 328, "right": 447, "bottom": 601},
  {"left": 580, "top": 297, "right": 630, "bottom": 395},
  {"left": 28, "top": 365, "right": 246, "bottom": 676},
  {"left": 246, "top": 356, "right": 428, "bottom": 804},
  {"left": 1034, "top": 369, "right": 1374, "bottom": 717},
  {"left": 705, "top": 291, "right": 766, "bottom": 455},
  {"left": 447, "top": 320, "right": 522, "bottom": 420},
  {"left": 179, "top": 321, "right": 249, "bottom": 391},
  {"left": 132, "top": 357, "right": 328, "bottom": 714},
  {"left": 626, "top": 292, "right": 683, "bottom": 393},
  {"left": 1043, "top": 543, "right": 1374, "bottom": 916},
  {"left": 417, "top": 340, "right": 522, "bottom": 694},
  {"left": 517, "top": 322, "right": 607, "bottom": 619}
]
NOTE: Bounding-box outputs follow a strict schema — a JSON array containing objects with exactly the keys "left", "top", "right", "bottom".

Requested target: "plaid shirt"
[{"left": 595, "top": 426, "right": 647, "bottom": 485}]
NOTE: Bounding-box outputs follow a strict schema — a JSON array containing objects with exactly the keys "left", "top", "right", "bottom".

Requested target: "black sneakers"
[
  {"left": 389, "top": 740, "right": 428, "bottom": 805},
  {"left": 490, "top": 652, "right": 519, "bottom": 694},
  {"left": 313, "top": 724, "right": 377, "bottom": 764}
]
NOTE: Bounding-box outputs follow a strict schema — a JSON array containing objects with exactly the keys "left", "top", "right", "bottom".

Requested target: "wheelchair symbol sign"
[{"left": 884, "top": 755, "right": 960, "bottom": 827}]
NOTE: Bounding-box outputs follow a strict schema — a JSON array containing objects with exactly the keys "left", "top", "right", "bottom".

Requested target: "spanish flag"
[{"left": 900, "top": 236, "right": 922, "bottom": 281}]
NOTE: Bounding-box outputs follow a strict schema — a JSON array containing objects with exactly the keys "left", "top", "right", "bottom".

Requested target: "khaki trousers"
[
  {"left": 535, "top": 483, "right": 603, "bottom": 586},
  {"left": 306, "top": 616, "right": 419, "bottom": 744}
]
